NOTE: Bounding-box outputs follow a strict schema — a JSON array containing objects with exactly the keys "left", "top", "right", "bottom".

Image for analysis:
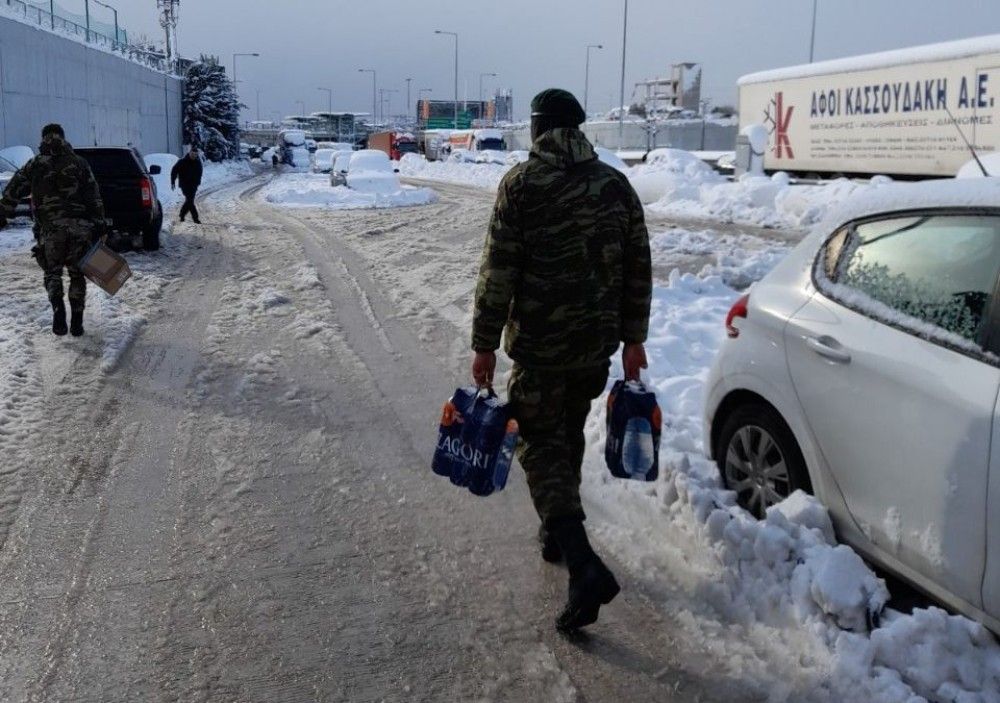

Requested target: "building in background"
[
  {"left": 417, "top": 92, "right": 512, "bottom": 129},
  {"left": 634, "top": 63, "right": 703, "bottom": 117}
]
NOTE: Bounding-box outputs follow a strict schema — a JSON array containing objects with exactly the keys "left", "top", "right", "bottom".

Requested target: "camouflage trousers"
[
  {"left": 38, "top": 226, "right": 92, "bottom": 308},
  {"left": 508, "top": 361, "right": 610, "bottom": 527}
]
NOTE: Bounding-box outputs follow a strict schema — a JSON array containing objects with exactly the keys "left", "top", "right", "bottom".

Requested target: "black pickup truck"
[{"left": 74, "top": 146, "right": 164, "bottom": 251}]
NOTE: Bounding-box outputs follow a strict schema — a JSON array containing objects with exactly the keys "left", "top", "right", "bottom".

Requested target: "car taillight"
[
  {"left": 726, "top": 294, "right": 750, "bottom": 338},
  {"left": 140, "top": 177, "right": 152, "bottom": 208}
]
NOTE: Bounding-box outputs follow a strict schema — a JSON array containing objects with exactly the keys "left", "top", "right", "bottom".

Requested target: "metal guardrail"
[{"left": 3, "top": 0, "right": 175, "bottom": 74}]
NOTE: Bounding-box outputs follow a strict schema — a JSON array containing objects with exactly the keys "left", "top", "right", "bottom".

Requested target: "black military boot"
[
  {"left": 550, "top": 519, "right": 620, "bottom": 631},
  {"left": 538, "top": 524, "right": 563, "bottom": 564},
  {"left": 51, "top": 299, "right": 68, "bottom": 336},
  {"left": 69, "top": 306, "right": 84, "bottom": 337}
]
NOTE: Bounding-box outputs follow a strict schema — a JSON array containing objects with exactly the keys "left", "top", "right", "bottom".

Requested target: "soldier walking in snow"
[
  {"left": 171, "top": 146, "right": 203, "bottom": 224},
  {"left": 471, "top": 89, "right": 652, "bottom": 631},
  {"left": 0, "top": 123, "right": 106, "bottom": 337}
]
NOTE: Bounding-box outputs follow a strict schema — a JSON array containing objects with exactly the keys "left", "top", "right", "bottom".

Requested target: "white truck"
[{"left": 738, "top": 34, "right": 1000, "bottom": 178}]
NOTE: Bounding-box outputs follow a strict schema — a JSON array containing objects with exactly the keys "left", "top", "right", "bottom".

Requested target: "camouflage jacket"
[
  {"left": 472, "top": 128, "right": 652, "bottom": 369},
  {"left": 1, "top": 134, "right": 105, "bottom": 234}
]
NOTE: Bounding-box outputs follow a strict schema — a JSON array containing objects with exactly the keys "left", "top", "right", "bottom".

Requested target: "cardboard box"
[{"left": 79, "top": 242, "right": 132, "bottom": 296}]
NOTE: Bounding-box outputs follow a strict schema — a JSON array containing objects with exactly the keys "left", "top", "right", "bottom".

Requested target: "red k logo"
[{"left": 773, "top": 92, "right": 794, "bottom": 159}]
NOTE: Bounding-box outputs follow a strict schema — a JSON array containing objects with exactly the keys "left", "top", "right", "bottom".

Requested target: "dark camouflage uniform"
[
  {"left": 472, "top": 128, "right": 652, "bottom": 526},
  {"left": 1, "top": 134, "right": 105, "bottom": 308}
]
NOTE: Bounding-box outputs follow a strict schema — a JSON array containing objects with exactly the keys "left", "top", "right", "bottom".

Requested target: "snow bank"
[
  {"left": 581, "top": 231, "right": 1000, "bottom": 701},
  {"left": 259, "top": 172, "right": 437, "bottom": 210},
  {"left": 397, "top": 153, "right": 509, "bottom": 190},
  {"left": 642, "top": 167, "right": 893, "bottom": 230}
]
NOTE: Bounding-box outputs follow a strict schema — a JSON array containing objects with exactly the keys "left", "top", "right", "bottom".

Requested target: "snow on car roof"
[
  {"left": 819, "top": 177, "right": 1000, "bottom": 232},
  {"left": 739, "top": 33, "right": 1000, "bottom": 85}
]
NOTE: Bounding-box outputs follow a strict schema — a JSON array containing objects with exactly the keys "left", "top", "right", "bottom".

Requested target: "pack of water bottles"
[
  {"left": 605, "top": 380, "right": 662, "bottom": 481},
  {"left": 432, "top": 387, "right": 519, "bottom": 497}
]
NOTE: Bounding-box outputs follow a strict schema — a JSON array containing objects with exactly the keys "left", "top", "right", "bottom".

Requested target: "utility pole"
[
  {"left": 256, "top": 89, "right": 261, "bottom": 121},
  {"left": 157, "top": 0, "right": 180, "bottom": 68},
  {"left": 84, "top": 0, "right": 90, "bottom": 43},
  {"left": 618, "top": 0, "right": 629, "bottom": 150},
  {"left": 435, "top": 30, "right": 459, "bottom": 129},
  {"left": 585, "top": 44, "right": 603, "bottom": 117},
  {"left": 92, "top": 0, "right": 118, "bottom": 49},
  {"left": 809, "top": 0, "right": 818, "bottom": 62},
  {"left": 405, "top": 77, "right": 413, "bottom": 122},
  {"left": 318, "top": 87, "right": 333, "bottom": 113}
]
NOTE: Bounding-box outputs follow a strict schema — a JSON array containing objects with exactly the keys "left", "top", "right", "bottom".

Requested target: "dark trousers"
[
  {"left": 508, "top": 361, "right": 611, "bottom": 527},
  {"left": 179, "top": 190, "right": 200, "bottom": 222},
  {"left": 40, "top": 227, "right": 92, "bottom": 308}
]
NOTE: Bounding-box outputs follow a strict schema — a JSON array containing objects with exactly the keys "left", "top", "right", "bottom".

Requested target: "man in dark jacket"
[
  {"left": 0, "top": 123, "right": 105, "bottom": 336},
  {"left": 171, "top": 146, "right": 203, "bottom": 224},
  {"left": 471, "top": 89, "right": 652, "bottom": 631}
]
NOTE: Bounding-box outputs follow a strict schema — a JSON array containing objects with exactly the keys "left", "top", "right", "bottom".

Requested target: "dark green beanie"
[{"left": 530, "top": 89, "right": 586, "bottom": 127}]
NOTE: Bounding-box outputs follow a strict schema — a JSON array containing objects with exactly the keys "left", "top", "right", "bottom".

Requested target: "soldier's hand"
[
  {"left": 472, "top": 351, "right": 496, "bottom": 388},
  {"left": 623, "top": 343, "right": 648, "bottom": 382}
]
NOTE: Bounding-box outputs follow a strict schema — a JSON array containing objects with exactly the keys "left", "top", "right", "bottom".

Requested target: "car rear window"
[{"left": 75, "top": 150, "right": 144, "bottom": 179}]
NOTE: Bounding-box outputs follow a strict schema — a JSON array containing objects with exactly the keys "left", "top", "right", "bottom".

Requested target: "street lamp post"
[
  {"left": 379, "top": 88, "right": 398, "bottom": 124},
  {"left": 91, "top": 0, "right": 118, "bottom": 49},
  {"left": 232, "top": 53, "right": 260, "bottom": 123},
  {"left": 256, "top": 89, "right": 261, "bottom": 121},
  {"left": 296, "top": 100, "right": 305, "bottom": 116},
  {"left": 809, "top": 0, "right": 818, "bottom": 62},
  {"left": 479, "top": 72, "right": 498, "bottom": 126},
  {"left": 232, "top": 52, "right": 260, "bottom": 86},
  {"left": 358, "top": 69, "right": 377, "bottom": 127},
  {"left": 435, "top": 30, "right": 459, "bottom": 129},
  {"left": 618, "top": 0, "right": 629, "bottom": 149},
  {"left": 585, "top": 44, "right": 603, "bottom": 117},
  {"left": 317, "top": 87, "right": 333, "bottom": 113}
]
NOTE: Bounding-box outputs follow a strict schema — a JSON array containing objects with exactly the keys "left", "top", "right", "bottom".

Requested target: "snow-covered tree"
[{"left": 182, "top": 56, "right": 242, "bottom": 162}]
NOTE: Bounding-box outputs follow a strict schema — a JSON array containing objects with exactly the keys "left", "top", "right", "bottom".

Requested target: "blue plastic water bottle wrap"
[
  {"left": 605, "top": 380, "right": 662, "bottom": 481},
  {"left": 432, "top": 387, "right": 519, "bottom": 497}
]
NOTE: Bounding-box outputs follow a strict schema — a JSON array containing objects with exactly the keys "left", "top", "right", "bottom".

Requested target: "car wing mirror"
[{"left": 148, "top": 165, "right": 162, "bottom": 175}]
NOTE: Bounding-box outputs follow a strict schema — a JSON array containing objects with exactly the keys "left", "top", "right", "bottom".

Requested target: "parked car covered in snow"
[
  {"left": 705, "top": 178, "right": 1000, "bottom": 632},
  {"left": 0, "top": 151, "right": 32, "bottom": 218},
  {"left": 312, "top": 148, "right": 337, "bottom": 173},
  {"left": 329, "top": 152, "right": 353, "bottom": 187},
  {"left": 345, "top": 149, "right": 401, "bottom": 194}
]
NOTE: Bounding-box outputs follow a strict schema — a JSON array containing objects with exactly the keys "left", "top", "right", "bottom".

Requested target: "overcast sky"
[{"left": 114, "top": 0, "right": 1000, "bottom": 121}]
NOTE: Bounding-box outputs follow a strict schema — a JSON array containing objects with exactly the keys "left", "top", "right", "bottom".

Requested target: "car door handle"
[{"left": 805, "top": 336, "right": 852, "bottom": 364}]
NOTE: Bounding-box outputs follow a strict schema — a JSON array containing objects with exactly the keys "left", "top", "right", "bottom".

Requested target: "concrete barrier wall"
[
  {"left": 0, "top": 15, "right": 182, "bottom": 155},
  {"left": 505, "top": 121, "right": 738, "bottom": 154}
]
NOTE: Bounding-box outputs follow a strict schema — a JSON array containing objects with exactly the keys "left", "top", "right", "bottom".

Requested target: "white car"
[
  {"left": 312, "top": 148, "right": 337, "bottom": 173},
  {"left": 345, "top": 149, "right": 401, "bottom": 194},
  {"left": 704, "top": 178, "right": 1000, "bottom": 632}
]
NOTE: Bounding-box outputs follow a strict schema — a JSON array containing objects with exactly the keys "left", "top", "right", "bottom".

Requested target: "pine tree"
[{"left": 182, "top": 56, "right": 243, "bottom": 162}]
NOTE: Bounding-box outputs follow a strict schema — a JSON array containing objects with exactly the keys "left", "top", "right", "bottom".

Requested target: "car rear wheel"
[
  {"left": 716, "top": 402, "right": 811, "bottom": 519},
  {"left": 143, "top": 211, "right": 162, "bottom": 251}
]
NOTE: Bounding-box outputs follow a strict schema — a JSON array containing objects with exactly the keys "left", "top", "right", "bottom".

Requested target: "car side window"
[{"left": 820, "top": 214, "right": 1000, "bottom": 349}]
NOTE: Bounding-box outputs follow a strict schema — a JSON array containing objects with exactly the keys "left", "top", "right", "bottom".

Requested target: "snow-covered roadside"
[
  {"left": 257, "top": 172, "right": 438, "bottom": 210},
  {"left": 0, "top": 159, "right": 253, "bottom": 374},
  {"left": 397, "top": 149, "right": 892, "bottom": 232},
  {"left": 581, "top": 231, "right": 1000, "bottom": 702},
  {"left": 397, "top": 154, "right": 509, "bottom": 190}
]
